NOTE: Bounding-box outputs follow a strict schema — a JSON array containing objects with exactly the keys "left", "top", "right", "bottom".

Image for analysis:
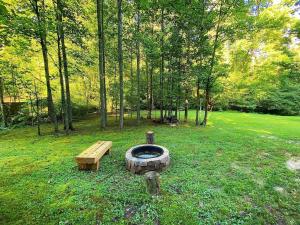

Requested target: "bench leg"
[
  {"left": 105, "top": 148, "right": 111, "bottom": 156},
  {"left": 78, "top": 161, "right": 99, "bottom": 171},
  {"left": 92, "top": 161, "right": 100, "bottom": 171}
]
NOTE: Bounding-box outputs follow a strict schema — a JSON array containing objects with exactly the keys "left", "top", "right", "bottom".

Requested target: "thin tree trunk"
[
  {"left": 114, "top": 64, "right": 118, "bottom": 122},
  {"left": 148, "top": 61, "right": 153, "bottom": 119},
  {"left": 159, "top": 8, "right": 164, "bottom": 123},
  {"left": 102, "top": 0, "right": 107, "bottom": 125},
  {"left": 97, "top": 0, "right": 107, "bottom": 128},
  {"left": 41, "top": 40, "right": 58, "bottom": 132},
  {"left": 201, "top": 0, "right": 223, "bottom": 127},
  {"left": 168, "top": 66, "right": 173, "bottom": 117},
  {"left": 117, "top": 0, "right": 124, "bottom": 129},
  {"left": 33, "top": 80, "right": 41, "bottom": 136},
  {"left": 176, "top": 54, "right": 182, "bottom": 120},
  {"left": 57, "top": 0, "right": 73, "bottom": 130},
  {"left": 185, "top": 31, "right": 191, "bottom": 123},
  {"left": 136, "top": 6, "right": 141, "bottom": 124},
  {"left": 0, "top": 76, "right": 6, "bottom": 127},
  {"left": 195, "top": 77, "right": 200, "bottom": 126},
  {"left": 56, "top": 2, "right": 69, "bottom": 134},
  {"left": 202, "top": 88, "right": 209, "bottom": 126},
  {"left": 184, "top": 89, "right": 188, "bottom": 122},
  {"left": 146, "top": 59, "right": 150, "bottom": 119},
  {"left": 130, "top": 45, "right": 133, "bottom": 118},
  {"left": 32, "top": 0, "right": 58, "bottom": 133}
]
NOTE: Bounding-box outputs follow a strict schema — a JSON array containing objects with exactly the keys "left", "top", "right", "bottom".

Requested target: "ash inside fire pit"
[
  {"left": 125, "top": 144, "right": 170, "bottom": 174},
  {"left": 132, "top": 145, "right": 163, "bottom": 159}
]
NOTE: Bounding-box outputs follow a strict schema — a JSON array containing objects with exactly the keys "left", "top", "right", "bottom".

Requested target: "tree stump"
[
  {"left": 145, "top": 171, "right": 160, "bottom": 195},
  {"left": 146, "top": 131, "right": 154, "bottom": 144}
]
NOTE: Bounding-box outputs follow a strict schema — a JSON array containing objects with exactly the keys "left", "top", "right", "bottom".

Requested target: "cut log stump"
[
  {"left": 146, "top": 131, "right": 154, "bottom": 144},
  {"left": 145, "top": 171, "right": 160, "bottom": 195}
]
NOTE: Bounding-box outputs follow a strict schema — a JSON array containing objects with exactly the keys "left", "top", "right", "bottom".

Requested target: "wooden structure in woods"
[
  {"left": 75, "top": 141, "right": 112, "bottom": 171},
  {"left": 145, "top": 171, "right": 160, "bottom": 195},
  {"left": 146, "top": 131, "right": 154, "bottom": 144}
]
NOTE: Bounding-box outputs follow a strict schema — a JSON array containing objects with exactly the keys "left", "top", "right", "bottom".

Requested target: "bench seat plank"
[{"left": 75, "top": 141, "right": 112, "bottom": 170}]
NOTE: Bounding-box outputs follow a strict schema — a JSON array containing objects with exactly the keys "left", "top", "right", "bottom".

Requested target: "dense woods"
[{"left": 0, "top": 0, "right": 299, "bottom": 133}]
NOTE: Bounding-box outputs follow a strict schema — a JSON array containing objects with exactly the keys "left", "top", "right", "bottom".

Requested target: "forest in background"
[{"left": 0, "top": 0, "right": 299, "bottom": 133}]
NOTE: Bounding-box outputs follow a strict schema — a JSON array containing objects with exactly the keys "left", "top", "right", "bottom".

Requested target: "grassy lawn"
[{"left": 0, "top": 111, "right": 299, "bottom": 225}]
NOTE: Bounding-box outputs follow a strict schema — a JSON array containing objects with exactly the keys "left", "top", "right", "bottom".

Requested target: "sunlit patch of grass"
[{"left": 0, "top": 111, "right": 300, "bottom": 224}]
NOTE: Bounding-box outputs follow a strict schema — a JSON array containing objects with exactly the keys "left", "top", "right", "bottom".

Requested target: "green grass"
[{"left": 0, "top": 111, "right": 299, "bottom": 225}]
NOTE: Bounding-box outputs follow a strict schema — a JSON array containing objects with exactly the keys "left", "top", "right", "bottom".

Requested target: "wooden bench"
[{"left": 75, "top": 141, "right": 112, "bottom": 171}]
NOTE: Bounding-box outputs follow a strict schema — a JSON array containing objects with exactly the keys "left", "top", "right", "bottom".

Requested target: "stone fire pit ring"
[{"left": 125, "top": 144, "right": 170, "bottom": 174}]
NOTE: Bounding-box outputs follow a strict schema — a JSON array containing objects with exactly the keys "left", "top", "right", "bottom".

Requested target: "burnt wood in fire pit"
[{"left": 125, "top": 144, "right": 170, "bottom": 174}]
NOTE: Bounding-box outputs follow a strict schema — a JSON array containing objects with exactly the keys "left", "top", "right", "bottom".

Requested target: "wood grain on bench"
[{"left": 75, "top": 141, "right": 112, "bottom": 171}]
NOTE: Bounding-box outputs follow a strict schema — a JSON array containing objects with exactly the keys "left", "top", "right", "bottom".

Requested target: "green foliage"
[
  {"left": 0, "top": 0, "right": 299, "bottom": 131},
  {"left": 258, "top": 85, "right": 300, "bottom": 115},
  {"left": 71, "top": 103, "right": 97, "bottom": 119},
  {"left": 218, "top": 0, "right": 300, "bottom": 116}
]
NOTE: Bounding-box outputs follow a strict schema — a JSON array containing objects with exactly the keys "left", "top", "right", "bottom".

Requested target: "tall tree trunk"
[
  {"left": 33, "top": 80, "right": 41, "bottom": 136},
  {"left": 176, "top": 54, "right": 182, "bottom": 120},
  {"left": 114, "top": 64, "right": 118, "bottom": 122},
  {"left": 117, "top": 0, "right": 124, "bottom": 129},
  {"left": 184, "top": 89, "right": 188, "bottom": 122},
  {"left": 136, "top": 6, "right": 141, "bottom": 124},
  {"left": 202, "top": 88, "right": 209, "bottom": 126},
  {"left": 159, "top": 8, "right": 164, "bottom": 123},
  {"left": 56, "top": 1, "right": 69, "bottom": 134},
  {"left": 168, "top": 66, "right": 173, "bottom": 117},
  {"left": 185, "top": 31, "right": 191, "bottom": 123},
  {"left": 102, "top": 0, "right": 107, "bottom": 125},
  {"left": 97, "top": 0, "right": 107, "bottom": 128},
  {"left": 146, "top": 59, "right": 150, "bottom": 119},
  {"left": 57, "top": 0, "right": 73, "bottom": 130},
  {"left": 195, "top": 77, "right": 200, "bottom": 126},
  {"left": 57, "top": 26, "right": 69, "bottom": 133},
  {"left": 148, "top": 61, "right": 153, "bottom": 119},
  {"left": 130, "top": 45, "right": 133, "bottom": 118},
  {"left": 0, "top": 76, "right": 6, "bottom": 127},
  {"left": 41, "top": 39, "right": 58, "bottom": 132},
  {"left": 41, "top": 38, "right": 58, "bottom": 132},
  {"left": 201, "top": 0, "right": 223, "bottom": 127},
  {"left": 32, "top": 0, "right": 58, "bottom": 133}
]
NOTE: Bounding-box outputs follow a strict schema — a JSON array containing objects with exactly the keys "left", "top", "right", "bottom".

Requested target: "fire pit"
[{"left": 125, "top": 144, "right": 170, "bottom": 174}]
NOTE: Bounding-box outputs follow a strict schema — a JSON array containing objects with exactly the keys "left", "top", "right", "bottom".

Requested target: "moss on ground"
[{"left": 0, "top": 111, "right": 299, "bottom": 224}]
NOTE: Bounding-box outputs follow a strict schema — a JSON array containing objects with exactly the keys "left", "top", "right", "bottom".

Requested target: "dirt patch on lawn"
[
  {"left": 260, "top": 135, "right": 300, "bottom": 146},
  {"left": 286, "top": 158, "right": 300, "bottom": 171},
  {"left": 274, "top": 186, "right": 285, "bottom": 193}
]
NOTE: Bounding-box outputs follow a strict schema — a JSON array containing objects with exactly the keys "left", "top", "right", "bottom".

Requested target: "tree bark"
[
  {"left": 146, "top": 59, "right": 150, "bottom": 119},
  {"left": 195, "top": 77, "right": 200, "bottom": 126},
  {"left": 201, "top": 0, "right": 223, "bottom": 127},
  {"left": 146, "top": 131, "right": 154, "bottom": 144},
  {"left": 56, "top": 1, "right": 69, "bottom": 134},
  {"left": 184, "top": 89, "right": 188, "bottom": 122},
  {"left": 202, "top": 88, "right": 209, "bottom": 126},
  {"left": 136, "top": 6, "right": 141, "bottom": 124},
  {"left": 117, "top": 0, "right": 124, "bottom": 129},
  {"left": 32, "top": 0, "right": 58, "bottom": 133},
  {"left": 130, "top": 45, "right": 134, "bottom": 118},
  {"left": 57, "top": 0, "right": 73, "bottom": 130},
  {"left": 159, "top": 8, "right": 164, "bottom": 123},
  {"left": 41, "top": 40, "right": 58, "bottom": 133},
  {"left": 102, "top": 0, "right": 107, "bottom": 126},
  {"left": 97, "top": 0, "right": 107, "bottom": 128},
  {"left": 33, "top": 80, "right": 41, "bottom": 136},
  {"left": 148, "top": 61, "right": 153, "bottom": 119},
  {"left": 114, "top": 64, "right": 118, "bottom": 122},
  {"left": 145, "top": 171, "right": 160, "bottom": 195},
  {"left": 0, "top": 76, "right": 7, "bottom": 127}
]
